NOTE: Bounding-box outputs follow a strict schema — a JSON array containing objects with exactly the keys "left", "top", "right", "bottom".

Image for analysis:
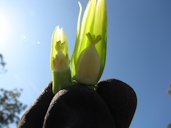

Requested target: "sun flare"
[{"left": 0, "top": 14, "right": 10, "bottom": 42}]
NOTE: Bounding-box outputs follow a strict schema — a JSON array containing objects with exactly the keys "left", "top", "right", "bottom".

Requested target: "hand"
[{"left": 18, "top": 79, "right": 137, "bottom": 128}]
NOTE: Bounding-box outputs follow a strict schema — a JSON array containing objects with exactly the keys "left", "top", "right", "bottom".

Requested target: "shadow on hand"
[{"left": 18, "top": 79, "right": 137, "bottom": 128}]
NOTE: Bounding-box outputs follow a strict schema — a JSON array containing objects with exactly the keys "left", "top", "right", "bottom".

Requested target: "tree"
[
  {"left": 0, "top": 88, "right": 27, "bottom": 128},
  {"left": 168, "top": 124, "right": 171, "bottom": 128},
  {"left": 168, "top": 84, "right": 171, "bottom": 95},
  {"left": 0, "top": 53, "right": 27, "bottom": 127},
  {"left": 168, "top": 84, "right": 171, "bottom": 128},
  {"left": 0, "top": 54, "right": 6, "bottom": 73}
]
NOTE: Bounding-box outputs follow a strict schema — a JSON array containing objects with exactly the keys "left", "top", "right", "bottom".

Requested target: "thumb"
[{"left": 18, "top": 82, "right": 54, "bottom": 128}]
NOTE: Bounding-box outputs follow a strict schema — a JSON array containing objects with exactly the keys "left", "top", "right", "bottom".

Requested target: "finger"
[
  {"left": 96, "top": 79, "right": 137, "bottom": 128},
  {"left": 18, "top": 82, "right": 54, "bottom": 128},
  {"left": 43, "top": 85, "right": 116, "bottom": 128}
]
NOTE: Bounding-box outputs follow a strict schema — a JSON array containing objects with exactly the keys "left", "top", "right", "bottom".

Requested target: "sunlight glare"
[{"left": 0, "top": 14, "right": 10, "bottom": 43}]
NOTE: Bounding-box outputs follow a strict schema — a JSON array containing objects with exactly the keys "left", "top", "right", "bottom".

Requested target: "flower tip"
[{"left": 78, "top": 1, "right": 82, "bottom": 8}]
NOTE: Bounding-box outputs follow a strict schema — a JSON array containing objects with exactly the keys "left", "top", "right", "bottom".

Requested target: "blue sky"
[{"left": 0, "top": 0, "right": 171, "bottom": 127}]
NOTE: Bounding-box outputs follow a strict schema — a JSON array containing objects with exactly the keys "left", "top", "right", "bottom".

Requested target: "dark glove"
[{"left": 18, "top": 79, "right": 137, "bottom": 128}]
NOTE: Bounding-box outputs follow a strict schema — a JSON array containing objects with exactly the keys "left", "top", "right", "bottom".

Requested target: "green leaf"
[{"left": 72, "top": 0, "right": 107, "bottom": 85}]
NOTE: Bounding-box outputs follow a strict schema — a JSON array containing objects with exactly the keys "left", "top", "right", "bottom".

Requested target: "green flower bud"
[
  {"left": 72, "top": 0, "right": 107, "bottom": 85},
  {"left": 50, "top": 26, "right": 71, "bottom": 94}
]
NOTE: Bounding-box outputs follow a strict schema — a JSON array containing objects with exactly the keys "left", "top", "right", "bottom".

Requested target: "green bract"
[
  {"left": 71, "top": 0, "right": 107, "bottom": 85},
  {"left": 50, "top": 26, "right": 71, "bottom": 94}
]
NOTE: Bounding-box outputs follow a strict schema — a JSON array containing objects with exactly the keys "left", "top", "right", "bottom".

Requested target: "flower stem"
[{"left": 52, "top": 67, "right": 71, "bottom": 94}]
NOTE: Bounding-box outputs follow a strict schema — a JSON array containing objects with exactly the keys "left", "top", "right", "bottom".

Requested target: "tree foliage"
[
  {"left": 0, "top": 54, "right": 6, "bottom": 73},
  {"left": 0, "top": 88, "right": 27, "bottom": 128},
  {"left": 168, "top": 84, "right": 171, "bottom": 128},
  {"left": 0, "top": 54, "right": 26, "bottom": 128},
  {"left": 168, "top": 84, "right": 171, "bottom": 95},
  {"left": 168, "top": 124, "right": 171, "bottom": 128}
]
